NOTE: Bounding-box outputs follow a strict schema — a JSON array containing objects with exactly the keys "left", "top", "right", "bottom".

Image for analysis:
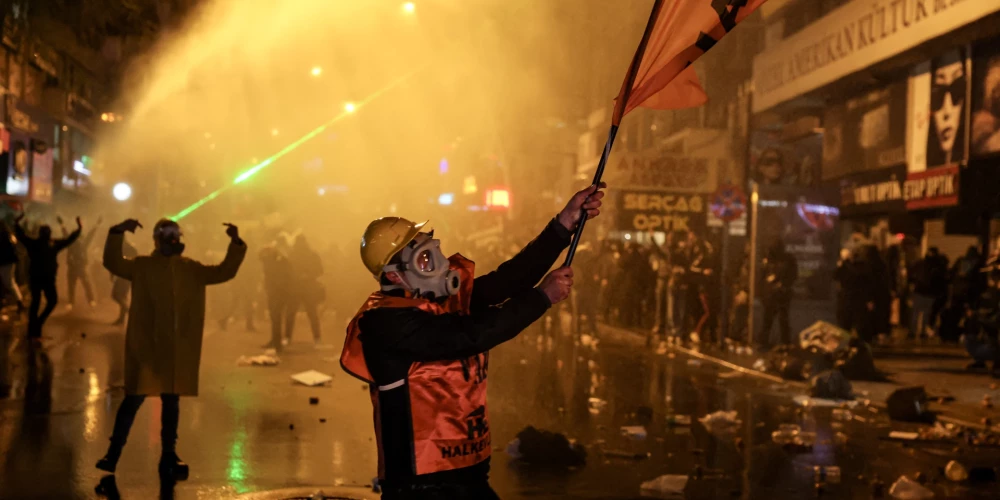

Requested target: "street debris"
[
  {"left": 686, "top": 359, "right": 702, "bottom": 367},
  {"left": 319, "top": 418, "right": 327, "bottom": 423},
  {"left": 810, "top": 370, "right": 853, "bottom": 400},
  {"left": 639, "top": 474, "right": 687, "bottom": 498},
  {"left": 587, "top": 397, "right": 607, "bottom": 414},
  {"left": 771, "top": 424, "right": 814, "bottom": 450},
  {"left": 887, "top": 431, "right": 919, "bottom": 441},
  {"left": 983, "top": 395, "right": 993, "bottom": 409},
  {"left": 718, "top": 370, "right": 743, "bottom": 379},
  {"left": 309, "top": 397, "right": 319, "bottom": 405},
  {"left": 80, "top": 332, "right": 86, "bottom": 338},
  {"left": 888, "top": 475, "right": 934, "bottom": 499},
  {"left": 945, "top": 460, "right": 968, "bottom": 482},
  {"left": 237, "top": 354, "right": 280, "bottom": 367},
  {"left": 665, "top": 414, "right": 691, "bottom": 426},
  {"left": 699, "top": 410, "right": 741, "bottom": 433},
  {"left": 886, "top": 386, "right": 933, "bottom": 423},
  {"left": 832, "top": 408, "right": 853, "bottom": 422},
  {"left": 814, "top": 465, "right": 841, "bottom": 484},
  {"left": 919, "top": 422, "right": 960, "bottom": 440},
  {"left": 519, "top": 359, "right": 528, "bottom": 365},
  {"left": 834, "top": 432, "right": 848, "bottom": 446},
  {"left": 288, "top": 424, "right": 295, "bottom": 430},
  {"left": 506, "top": 426, "right": 586, "bottom": 466},
  {"left": 291, "top": 370, "right": 333, "bottom": 386},
  {"left": 799, "top": 321, "right": 851, "bottom": 355},
  {"left": 620, "top": 425, "right": 648, "bottom": 440},
  {"left": 604, "top": 449, "right": 650, "bottom": 460},
  {"left": 752, "top": 358, "right": 768, "bottom": 372},
  {"left": 792, "top": 395, "right": 859, "bottom": 408}
]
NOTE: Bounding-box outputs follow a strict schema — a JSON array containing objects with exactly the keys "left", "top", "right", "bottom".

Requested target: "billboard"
[
  {"left": 972, "top": 36, "right": 1000, "bottom": 157},
  {"left": 823, "top": 81, "right": 907, "bottom": 179}
]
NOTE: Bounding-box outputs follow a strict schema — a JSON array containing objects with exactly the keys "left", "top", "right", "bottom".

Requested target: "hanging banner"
[
  {"left": 30, "top": 141, "right": 53, "bottom": 203},
  {"left": 971, "top": 35, "right": 1000, "bottom": 157},
  {"left": 615, "top": 190, "right": 707, "bottom": 233},
  {"left": 823, "top": 81, "right": 907, "bottom": 180}
]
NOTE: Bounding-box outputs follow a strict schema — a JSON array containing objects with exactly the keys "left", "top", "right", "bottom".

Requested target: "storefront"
[{"left": 753, "top": 0, "right": 1000, "bottom": 262}]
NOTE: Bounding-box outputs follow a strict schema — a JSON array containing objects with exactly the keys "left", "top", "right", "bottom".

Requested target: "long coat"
[{"left": 104, "top": 231, "right": 246, "bottom": 396}]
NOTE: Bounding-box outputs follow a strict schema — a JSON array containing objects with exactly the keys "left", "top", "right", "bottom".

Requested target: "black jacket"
[
  {"left": 357, "top": 218, "right": 571, "bottom": 486},
  {"left": 16, "top": 224, "right": 80, "bottom": 281}
]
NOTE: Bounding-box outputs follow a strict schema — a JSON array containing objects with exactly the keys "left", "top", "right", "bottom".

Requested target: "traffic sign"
[{"left": 710, "top": 183, "right": 747, "bottom": 223}]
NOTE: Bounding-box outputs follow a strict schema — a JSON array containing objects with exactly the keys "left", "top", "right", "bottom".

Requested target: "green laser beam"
[{"left": 169, "top": 66, "right": 426, "bottom": 221}]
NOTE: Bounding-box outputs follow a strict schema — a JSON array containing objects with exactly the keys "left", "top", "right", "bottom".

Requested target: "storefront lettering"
[
  {"left": 850, "top": 179, "right": 902, "bottom": 205},
  {"left": 621, "top": 193, "right": 706, "bottom": 232},
  {"left": 623, "top": 193, "right": 704, "bottom": 213},
  {"left": 754, "top": 0, "right": 991, "bottom": 112},
  {"left": 904, "top": 165, "right": 959, "bottom": 209}
]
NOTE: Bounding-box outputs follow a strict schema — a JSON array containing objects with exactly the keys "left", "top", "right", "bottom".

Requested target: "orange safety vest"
[{"left": 341, "top": 255, "right": 491, "bottom": 479}]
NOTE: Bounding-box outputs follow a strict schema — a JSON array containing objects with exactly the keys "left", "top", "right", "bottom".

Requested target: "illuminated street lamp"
[
  {"left": 311, "top": 66, "right": 322, "bottom": 77},
  {"left": 113, "top": 182, "right": 132, "bottom": 202},
  {"left": 344, "top": 102, "right": 357, "bottom": 113},
  {"left": 402, "top": 2, "right": 416, "bottom": 14},
  {"left": 271, "top": 128, "right": 279, "bottom": 136}
]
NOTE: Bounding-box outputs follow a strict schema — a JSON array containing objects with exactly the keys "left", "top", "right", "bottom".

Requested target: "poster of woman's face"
[
  {"left": 927, "top": 49, "right": 968, "bottom": 167},
  {"left": 972, "top": 37, "right": 1000, "bottom": 157}
]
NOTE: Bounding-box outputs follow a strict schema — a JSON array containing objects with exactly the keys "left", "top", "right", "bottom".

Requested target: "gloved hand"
[
  {"left": 538, "top": 266, "right": 573, "bottom": 305},
  {"left": 111, "top": 219, "right": 143, "bottom": 234},
  {"left": 224, "top": 223, "right": 242, "bottom": 243}
]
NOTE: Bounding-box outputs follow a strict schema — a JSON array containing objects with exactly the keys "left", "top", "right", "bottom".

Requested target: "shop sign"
[
  {"left": 752, "top": 0, "right": 1000, "bottom": 112},
  {"left": 607, "top": 153, "right": 719, "bottom": 193},
  {"left": 616, "top": 190, "right": 706, "bottom": 233},
  {"left": 7, "top": 97, "right": 39, "bottom": 134},
  {"left": 904, "top": 164, "right": 959, "bottom": 209},
  {"left": 839, "top": 165, "right": 907, "bottom": 217}
]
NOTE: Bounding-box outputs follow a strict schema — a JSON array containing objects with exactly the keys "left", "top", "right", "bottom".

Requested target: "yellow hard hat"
[{"left": 360, "top": 217, "right": 428, "bottom": 278}]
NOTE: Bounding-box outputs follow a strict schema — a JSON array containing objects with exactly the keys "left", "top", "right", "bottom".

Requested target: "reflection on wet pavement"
[{"left": 1, "top": 308, "right": 999, "bottom": 499}]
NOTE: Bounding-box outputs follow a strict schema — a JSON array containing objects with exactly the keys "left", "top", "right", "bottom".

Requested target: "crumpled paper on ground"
[
  {"left": 799, "top": 320, "right": 851, "bottom": 355},
  {"left": 237, "top": 354, "right": 280, "bottom": 366},
  {"left": 639, "top": 474, "right": 688, "bottom": 498},
  {"left": 888, "top": 475, "right": 935, "bottom": 499},
  {"left": 699, "top": 410, "right": 741, "bottom": 432}
]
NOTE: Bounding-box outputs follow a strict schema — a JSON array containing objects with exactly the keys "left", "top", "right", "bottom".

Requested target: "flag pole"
[{"left": 564, "top": 0, "right": 663, "bottom": 267}]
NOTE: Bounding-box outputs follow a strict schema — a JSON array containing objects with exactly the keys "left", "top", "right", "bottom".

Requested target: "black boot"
[
  {"left": 158, "top": 452, "right": 189, "bottom": 481},
  {"left": 96, "top": 445, "right": 123, "bottom": 473}
]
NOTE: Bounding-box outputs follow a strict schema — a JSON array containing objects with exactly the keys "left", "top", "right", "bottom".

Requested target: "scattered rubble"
[
  {"left": 237, "top": 354, "right": 280, "bottom": 367},
  {"left": 291, "top": 370, "right": 332, "bottom": 386},
  {"left": 506, "top": 426, "right": 586, "bottom": 466},
  {"left": 944, "top": 460, "right": 968, "bottom": 482},
  {"left": 810, "top": 370, "right": 853, "bottom": 400},
  {"left": 309, "top": 397, "right": 319, "bottom": 405},
  {"left": 587, "top": 397, "right": 607, "bottom": 414},
  {"left": 699, "top": 410, "right": 741, "bottom": 433},
  {"left": 888, "top": 475, "right": 934, "bottom": 499},
  {"left": 639, "top": 474, "right": 687, "bottom": 498},
  {"left": 620, "top": 425, "right": 648, "bottom": 440}
]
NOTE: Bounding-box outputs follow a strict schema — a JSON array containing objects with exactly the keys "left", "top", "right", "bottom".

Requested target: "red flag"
[{"left": 613, "top": 0, "right": 768, "bottom": 125}]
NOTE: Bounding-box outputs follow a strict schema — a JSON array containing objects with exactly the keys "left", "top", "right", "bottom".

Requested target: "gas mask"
[
  {"left": 154, "top": 220, "right": 186, "bottom": 257},
  {"left": 383, "top": 232, "right": 461, "bottom": 300}
]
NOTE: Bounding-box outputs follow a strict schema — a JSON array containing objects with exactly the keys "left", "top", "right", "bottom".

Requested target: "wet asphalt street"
[{"left": 2, "top": 303, "right": 1000, "bottom": 500}]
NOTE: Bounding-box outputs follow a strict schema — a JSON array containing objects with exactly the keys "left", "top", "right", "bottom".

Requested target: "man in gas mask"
[
  {"left": 341, "top": 183, "right": 605, "bottom": 500},
  {"left": 97, "top": 218, "right": 246, "bottom": 479}
]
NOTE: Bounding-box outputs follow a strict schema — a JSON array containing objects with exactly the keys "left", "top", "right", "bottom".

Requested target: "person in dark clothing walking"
[
  {"left": 854, "top": 245, "right": 892, "bottom": 344},
  {"left": 285, "top": 235, "right": 325, "bottom": 345},
  {"left": 259, "top": 237, "right": 292, "bottom": 352},
  {"left": 14, "top": 214, "right": 81, "bottom": 340},
  {"left": 909, "top": 247, "right": 949, "bottom": 339},
  {"left": 943, "top": 246, "right": 984, "bottom": 342},
  {"left": 0, "top": 221, "right": 24, "bottom": 311},
  {"left": 758, "top": 240, "right": 798, "bottom": 348},
  {"left": 342, "top": 184, "right": 603, "bottom": 500},
  {"left": 65, "top": 217, "right": 102, "bottom": 310}
]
